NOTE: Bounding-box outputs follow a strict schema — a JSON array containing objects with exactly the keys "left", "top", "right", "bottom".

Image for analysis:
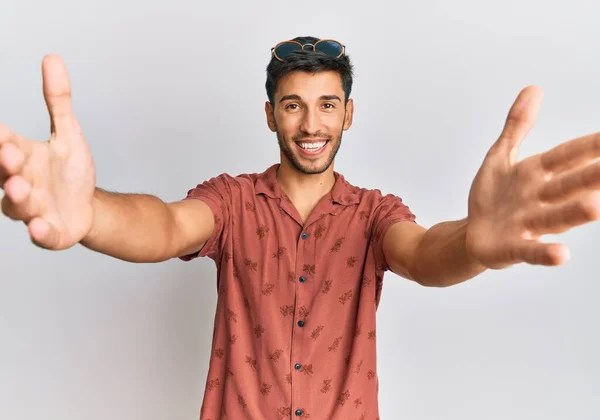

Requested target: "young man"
[{"left": 1, "top": 36, "right": 599, "bottom": 419}]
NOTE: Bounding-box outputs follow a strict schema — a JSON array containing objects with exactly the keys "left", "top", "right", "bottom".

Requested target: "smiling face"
[{"left": 265, "top": 70, "right": 354, "bottom": 175}]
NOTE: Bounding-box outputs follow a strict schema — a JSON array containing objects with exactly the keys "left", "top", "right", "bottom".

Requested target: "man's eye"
[
  {"left": 286, "top": 104, "right": 300, "bottom": 110},
  {"left": 323, "top": 103, "right": 335, "bottom": 109}
]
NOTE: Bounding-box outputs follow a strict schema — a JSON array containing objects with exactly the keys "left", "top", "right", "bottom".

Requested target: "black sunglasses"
[{"left": 271, "top": 39, "right": 345, "bottom": 62}]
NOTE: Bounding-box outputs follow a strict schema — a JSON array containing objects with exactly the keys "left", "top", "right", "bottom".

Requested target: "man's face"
[{"left": 265, "top": 71, "right": 354, "bottom": 174}]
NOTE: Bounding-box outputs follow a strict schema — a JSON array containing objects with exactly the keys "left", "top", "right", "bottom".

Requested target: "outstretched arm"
[
  {"left": 382, "top": 219, "right": 486, "bottom": 287},
  {"left": 0, "top": 54, "right": 215, "bottom": 262},
  {"left": 383, "top": 86, "right": 600, "bottom": 287}
]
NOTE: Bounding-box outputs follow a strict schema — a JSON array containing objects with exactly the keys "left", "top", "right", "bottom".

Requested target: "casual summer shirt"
[{"left": 181, "top": 163, "right": 416, "bottom": 420}]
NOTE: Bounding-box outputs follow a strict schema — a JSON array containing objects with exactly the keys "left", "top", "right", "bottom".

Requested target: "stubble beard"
[{"left": 276, "top": 126, "right": 343, "bottom": 175}]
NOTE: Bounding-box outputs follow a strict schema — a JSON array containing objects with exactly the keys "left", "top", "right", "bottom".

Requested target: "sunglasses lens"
[
  {"left": 315, "top": 40, "right": 343, "bottom": 57},
  {"left": 275, "top": 42, "right": 302, "bottom": 59}
]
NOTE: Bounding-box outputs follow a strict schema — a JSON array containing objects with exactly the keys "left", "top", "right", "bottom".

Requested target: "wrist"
[
  {"left": 464, "top": 218, "right": 484, "bottom": 265},
  {"left": 80, "top": 190, "right": 101, "bottom": 246}
]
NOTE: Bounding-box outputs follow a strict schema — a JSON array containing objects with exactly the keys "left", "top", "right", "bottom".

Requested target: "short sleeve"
[
  {"left": 178, "top": 173, "right": 232, "bottom": 262},
  {"left": 371, "top": 193, "right": 416, "bottom": 272}
]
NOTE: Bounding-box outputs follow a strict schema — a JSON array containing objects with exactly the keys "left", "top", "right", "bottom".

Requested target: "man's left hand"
[{"left": 466, "top": 85, "right": 600, "bottom": 269}]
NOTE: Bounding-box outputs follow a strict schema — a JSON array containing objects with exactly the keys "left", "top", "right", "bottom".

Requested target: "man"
[{"left": 1, "top": 35, "right": 599, "bottom": 419}]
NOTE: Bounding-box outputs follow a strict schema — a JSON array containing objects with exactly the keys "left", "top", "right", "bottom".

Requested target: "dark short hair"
[{"left": 265, "top": 36, "right": 354, "bottom": 105}]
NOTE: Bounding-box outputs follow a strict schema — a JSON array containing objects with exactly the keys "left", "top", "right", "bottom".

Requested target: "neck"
[{"left": 276, "top": 160, "right": 336, "bottom": 207}]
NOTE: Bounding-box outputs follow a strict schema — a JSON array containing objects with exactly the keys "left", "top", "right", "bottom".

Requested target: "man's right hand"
[{"left": 1, "top": 54, "right": 96, "bottom": 250}]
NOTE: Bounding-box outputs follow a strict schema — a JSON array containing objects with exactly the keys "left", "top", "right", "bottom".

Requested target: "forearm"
[
  {"left": 80, "top": 188, "right": 177, "bottom": 263},
  {"left": 412, "top": 218, "right": 486, "bottom": 287}
]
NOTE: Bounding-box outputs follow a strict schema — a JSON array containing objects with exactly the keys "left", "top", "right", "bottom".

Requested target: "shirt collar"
[{"left": 255, "top": 164, "right": 360, "bottom": 206}]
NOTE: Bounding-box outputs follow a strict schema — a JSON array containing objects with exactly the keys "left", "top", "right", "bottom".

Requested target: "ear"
[
  {"left": 265, "top": 101, "right": 277, "bottom": 132},
  {"left": 343, "top": 98, "right": 354, "bottom": 131}
]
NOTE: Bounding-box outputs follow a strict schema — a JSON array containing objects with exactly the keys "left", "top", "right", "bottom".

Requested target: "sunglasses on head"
[{"left": 271, "top": 39, "right": 346, "bottom": 62}]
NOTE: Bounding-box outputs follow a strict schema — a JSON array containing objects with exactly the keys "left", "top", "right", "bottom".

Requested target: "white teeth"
[{"left": 298, "top": 141, "right": 326, "bottom": 150}]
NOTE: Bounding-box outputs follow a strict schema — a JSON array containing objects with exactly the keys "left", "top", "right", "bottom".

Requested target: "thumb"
[
  {"left": 27, "top": 216, "right": 62, "bottom": 250},
  {"left": 41, "top": 54, "right": 75, "bottom": 136},
  {"left": 492, "top": 85, "right": 544, "bottom": 165}
]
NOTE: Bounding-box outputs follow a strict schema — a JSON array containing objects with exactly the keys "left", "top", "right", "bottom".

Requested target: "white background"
[{"left": 1, "top": 0, "right": 598, "bottom": 418}]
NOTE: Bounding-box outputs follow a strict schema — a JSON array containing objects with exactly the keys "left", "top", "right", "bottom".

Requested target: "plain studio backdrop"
[{"left": 1, "top": 1, "right": 598, "bottom": 419}]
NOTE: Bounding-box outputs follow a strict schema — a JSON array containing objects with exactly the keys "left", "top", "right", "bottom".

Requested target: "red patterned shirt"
[{"left": 181, "top": 164, "right": 416, "bottom": 420}]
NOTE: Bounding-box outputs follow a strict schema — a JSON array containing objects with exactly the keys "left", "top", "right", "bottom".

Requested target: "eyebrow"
[{"left": 279, "top": 94, "right": 342, "bottom": 103}]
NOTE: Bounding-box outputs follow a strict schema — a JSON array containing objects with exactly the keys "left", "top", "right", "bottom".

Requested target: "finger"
[
  {"left": 0, "top": 123, "right": 33, "bottom": 156},
  {"left": 525, "top": 191, "right": 600, "bottom": 235},
  {"left": 492, "top": 85, "right": 544, "bottom": 164},
  {"left": 539, "top": 159, "right": 600, "bottom": 203},
  {"left": 1, "top": 175, "right": 38, "bottom": 221},
  {"left": 509, "top": 240, "right": 569, "bottom": 266},
  {"left": 539, "top": 131, "right": 600, "bottom": 174},
  {"left": 41, "top": 54, "right": 76, "bottom": 135},
  {"left": 1, "top": 177, "right": 60, "bottom": 249},
  {"left": 0, "top": 142, "right": 26, "bottom": 184},
  {"left": 28, "top": 216, "right": 60, "bottom": 249}
]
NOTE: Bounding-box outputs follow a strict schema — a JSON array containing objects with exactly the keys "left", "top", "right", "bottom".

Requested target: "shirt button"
[
  {"left": 295, "top": 409, "right": 303, "bottom": 416},
  {"left": 299, "top": 276, "right": 306, "bottom": 283},
  {"left": 294, "top": 363, "right": 301, "bottom": 370},
  {"left": 301, "top": 232, "right": 308, "bottom": 240},
  {"left": 297, "top": 320, "right": 305, "bottom": 327}
]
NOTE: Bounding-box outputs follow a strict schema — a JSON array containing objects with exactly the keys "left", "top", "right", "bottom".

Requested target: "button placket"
[
  {"left": 296, "top": 232, "right": 309, "bottom": 333},
  {"left": 290, "top": 226, "right": 311, "bottom": 414}
]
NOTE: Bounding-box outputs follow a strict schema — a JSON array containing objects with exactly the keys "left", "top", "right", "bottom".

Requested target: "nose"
[{"left": 299, "top": 107, "right": 321, "bottom": 135}]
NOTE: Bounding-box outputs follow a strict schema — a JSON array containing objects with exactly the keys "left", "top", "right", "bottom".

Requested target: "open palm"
[
  {"left": 466, "top": 86, "right": 600, "bottom": 269},
  {"left": 1, "top": 55, "right": 95, "bottom": 250}
]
